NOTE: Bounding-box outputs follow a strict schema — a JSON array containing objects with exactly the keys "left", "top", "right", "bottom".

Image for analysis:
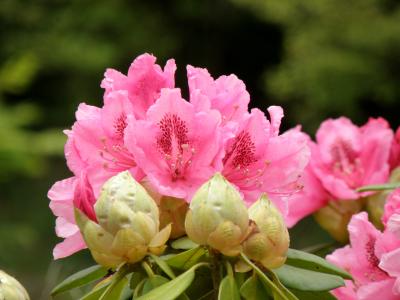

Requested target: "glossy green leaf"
[
  {"left": 135, "top": 263, "right": 208, "bottom": 300},
  {"left": 290, "top": 289, "right": 336, "bottom": 300},
  {"left": 133, "top": 279, "right": 147, "bottom": 298},
  {"left": 51, "top": 265, "right": 108, "bottom": 296},
  {"left": 171, "top": 237, "right": 198, "bottom": 250},
  {"left": 99, "top": 264, "right": 131, "bottom": 300},
  {"left": 286, "top": 248, "right": 352, "bottom": 279},
  {"left": 263, "top": 269, "right": 298, "bottom": 300},
  {"left": 142, "top": 275, "right": 169, "bottom": 294},
  {"left": 240, "top": 274, "right": 271, "bottom": 300},
  {"left": 149, "top": 254, "right": 176, "bottom": 279},
  {"left": 165, "top": 246, "right": 206, "bottom": 270},
  {"left": 357, "top": 183, "right": 400, "bottom": 192},
  {"left": 218, "top": 261, "right": 240, "bottom": 300},
  {"left": 274, "top": 265, "right": 345, "bottom": 292},
  {"left": 240, "top": 253, "right": 295, "bottom": 300},
  {"left": 80, "top": 281, "right": 110, "bottom": 300},
  {"left": 181, "top": 267, "right": 213, "bottom": 300},
  {"left": 99, "top": 274, "right": 128, "bottom": 300},
  {"left": 130, "top": 272, "right": 146, "bottom": 290},
  {"left": 218, "top": 275, "right": 240, "bottom": 300}
]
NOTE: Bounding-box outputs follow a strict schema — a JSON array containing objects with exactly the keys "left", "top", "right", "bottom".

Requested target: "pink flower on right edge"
[
  {"left": 327, "top": 212, "right": 400, "bottom": 300},
  {"left": 311, "top": 117, "right": 393, "bottom": 200}
]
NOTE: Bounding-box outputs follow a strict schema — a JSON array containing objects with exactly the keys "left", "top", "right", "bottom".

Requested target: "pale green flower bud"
[
  {"left": 75, "top": 171, "right": 171, "bottom": 268},
  {"left": 141, "top": 179, "right": 188, "bottom": 239},
  {"left": 314, "top": 198, "right": 363, "bottom": 243},
  {"left": 0, "top": 270, "right": 30, "bottom": 300},
  {"left": 242, "top": 194, "right": 289, "bottom": 269},
  {"left": 185, "top": 173, "right": 249, "bottom": 256}
]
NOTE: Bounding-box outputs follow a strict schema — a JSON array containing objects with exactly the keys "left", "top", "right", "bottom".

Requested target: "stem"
[
  {"left": 357, "top": 182, "right": 400, "bottom": 192},
  {"left": 208, "top": 248, "right": 221, "bottom": 300},
  {"left": 141, "top": 261, "right": 155, "bottom": 278}
]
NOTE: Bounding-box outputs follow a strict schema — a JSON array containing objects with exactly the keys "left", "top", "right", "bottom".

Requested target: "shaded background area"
[{"left": 1, "top": 0, "right": 399, "bottom": 298}]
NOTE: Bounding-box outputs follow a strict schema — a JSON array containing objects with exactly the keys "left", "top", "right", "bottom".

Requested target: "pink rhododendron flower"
[
  {"left": 65, "top": 90, "right": 143, "bottom": 194},
  {"left": 125, "top": 88, "right": 223, "bottom": 199},
  {"left": 311, "top": 117, "right": 393, "bottom": 200},
  {"left": 327, "top": 212, "right": 400, "bottom": 300},
  {"left": 101, "top": 53, "right": 176, "bottom": 119},
  {"left": 285, "top": 164, "right": 329, "bottom": 227},
  {"left": 221, "top": 107, "right": 310, "bottom": 213},
  {"left": 383, "top": 188, "right": 400, "bottom": 226}
]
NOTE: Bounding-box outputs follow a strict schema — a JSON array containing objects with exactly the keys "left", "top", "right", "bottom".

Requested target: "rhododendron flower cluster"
[
  {"left": 48, "top": 53, "right": 310, "bottom": 259},
  {"left": 327, "top": 188, "right": 400, "bottom": 299}
]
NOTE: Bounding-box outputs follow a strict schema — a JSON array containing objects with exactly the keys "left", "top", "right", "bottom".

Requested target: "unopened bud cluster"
[
  {"left": 76, "top": 171, "right": 289, "bottom": 270},
  {"left": 185, "top": 173, "right": 289, "bottom": 268}
]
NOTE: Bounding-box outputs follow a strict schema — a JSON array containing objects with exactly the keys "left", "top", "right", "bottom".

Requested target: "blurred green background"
[{"left": 1, "top": 0, "right": 399, "bottom": 298}]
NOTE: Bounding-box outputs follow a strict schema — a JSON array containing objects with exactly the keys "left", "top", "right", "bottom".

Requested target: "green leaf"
[
  {"left": 181, "top": 267, "right": 213, "bottom": 300},
  {"left": 165, "top": 246, "right": 206, "bottom": 270},
  {"left": 142, "top": 275, "right": 170, "bottom": 294},
  {"left": 273, "top": 265, "right": 345, "bottom": 292},
  {"left": 130, "top": 272, "right": 146, "bottom": 290},
  {"left": 140, "top": 275, "right": 189, "bottom": 300},
  {"left": 133, "top": 279, "right": 147, "bottom": 298},
  {"left": 171, "top": 237, "right": 199, "bottom": 250},
  {"left": 262, "top": 269, "right": 298, "bottom": 300},
  {"left": 80, "top": 281, "right": 110, "bottom": 300},
  {"left": 99, "top": 264, "right": 130, "bottom": 300},
  {"left": 99, "top": 276, "right": 128, "bottom": 300},
  {"left": 290, "top": 289, "right": 336, "bottom": 300},
  {"left": 357, "top": 182, "right": 400, "bottom": 192},
  {"left": 51, "top": 265, "right": 108, "bottom": 296},
  {"left": 240, "top": 253, "right": 296, "bottom": 300},
  {"left": 135, "top": 263, "right": 208, "bottom": 300},
  {"left": 240, "top": 274, "right": 271, "bottom": 300},
  {"left": 219, "top": 275, "right": 241, "bottom": 300},
  {"left": 286, "top": 248, "right": 352, "bottom": 279},
  {"left": 218, "top": 261, "right": 240, "bottom": 300},
  {"left": 149, "top": 254, "right": 176, "bottom": 279}
]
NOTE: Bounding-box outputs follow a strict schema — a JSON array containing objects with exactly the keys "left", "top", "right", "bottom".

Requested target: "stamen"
[{"left": 156, "top": 114, "right": 194, "bottom": 180}]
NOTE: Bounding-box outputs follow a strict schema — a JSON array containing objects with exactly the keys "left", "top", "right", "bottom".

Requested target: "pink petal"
[
  {"left": 331, "top": 280, "right": 357, "bottom": 300},
  {"left": 387, "top": 214, "right": 400, "bottom": 239},
  {"left": 379, "top": 248, "right": 400, "bottom": 279},
  {"left": 359, "top": 118, "right": 392, "bottom": 187},
  {"left": 383, "top": 189, "right": 400, "bottom": 226},
  {"left": 358, "top": 278, "right": 398, "bottom": 300},
  {"left": 286, "top": 165, "right": 329, "bottom": 227},
  {"left": 53, "top": 232, "right": 86, "bottom": 259},
  {"left": 267, "top": 106, "right": 283, "bottom": 137},
  {"left": 55, "top": 217, "right": 80, "bottom": 238},
  {"left": 187, "top": 65, "right": 249, "bottom": 124}
]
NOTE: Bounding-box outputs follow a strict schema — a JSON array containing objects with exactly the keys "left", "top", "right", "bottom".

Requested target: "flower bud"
[
  {"left": 242, "top": 194, "right": 289, "bottom": 269},
  {"left": 75, "top": 171, "right": 171, "bottom": 268},
  {"left": 184, "top": 173, "right": 249, "bottom": 256},
  {"left": 141, "top": 179, "right": 188, "bottom": 239},
  {"left": 314, "top": 198, "right": 363, "bottom": 243},
  {"left": 0, "top": 270, "right": 30, "bottom": 300}
]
